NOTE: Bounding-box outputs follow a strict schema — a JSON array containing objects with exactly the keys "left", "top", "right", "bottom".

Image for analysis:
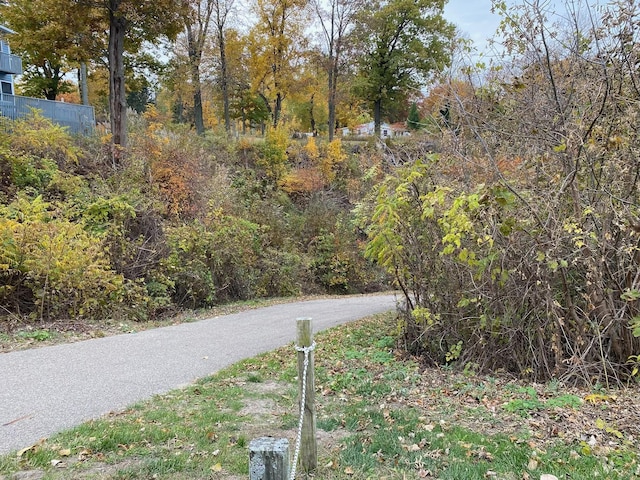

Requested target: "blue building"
[
  {"left": 0, "top": 24, "right": 22, "bottom": 95},
  {"left": 0, "top": 25, "right": 95, "bottom": 134}
]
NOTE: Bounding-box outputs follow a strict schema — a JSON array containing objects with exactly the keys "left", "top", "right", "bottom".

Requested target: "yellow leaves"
[
  {"left": 280, "top": 168, "right": 324, "bottom": 195},
  {"left": 259, "top": 127, "right": 290, "bottom": 180},
  {"left": 584, "top": 393, "right": 615, "bottom": 404},
  {"left": 279, "top": 138, "right": 348, "bottom": 195},
  {"left": 327, "top": 139, "right": 347, "bottom": 164},
  {"left": 595, "top": 418, "right": 623, "bottom": 439},
  {"left": 304, "top": 136, "right": 319, "bottom": 160},
  {"left": 553, "top": 143, "right": 567, "bottom": 153},
  {"left": 0, "top": 195, "right": 128, "bottom": 319}
]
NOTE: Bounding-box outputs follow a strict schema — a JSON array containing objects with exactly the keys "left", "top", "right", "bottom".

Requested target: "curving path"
[{"left": 0, "top": 294, "right": 398, "bottom": 454}]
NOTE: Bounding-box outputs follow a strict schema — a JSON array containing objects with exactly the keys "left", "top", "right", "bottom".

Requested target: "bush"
[
  {"left": 362, "top": 0, "right": 640, "bottom": 386},
  {"left": 0, "top": 195, "right": 132, "bottom": 321},
  {"left": 160, "top": 213, "right": 263, "bottom": 308}
]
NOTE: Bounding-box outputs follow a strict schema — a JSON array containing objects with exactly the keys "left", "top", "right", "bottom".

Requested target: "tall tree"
[
  {"left": 248, "top": 0, "right": 308, "bottom": 127},
  {"left": 288, "top": 51, "right": 328, "bottom": 134},
  {"left": 212, "top": 0, "right": 235, "bottom": 135},
  {"left": 74, "top": 0, "right": 185, "bottom": 160},
  {"left": 183, "top": 0, "right": 215, "bottom": 135},
  {"left": 312, "top": 0, "right": 362, "bottom": 140},
  {"left": 352, "top": 0, "right": 454, "bottom": 136}
]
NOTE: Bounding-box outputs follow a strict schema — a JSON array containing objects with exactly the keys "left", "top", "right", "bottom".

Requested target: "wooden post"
[
  {"left": 296, "top": 317, "right": 317, "bottom": 474},
  {"left": 249, "top": 437, "right": 290, "bottom": 480}
]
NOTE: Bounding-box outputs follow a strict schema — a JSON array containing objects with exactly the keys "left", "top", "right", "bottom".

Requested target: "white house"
[{"left": 343, "top": 121, "right": 410, "bottom": 138}]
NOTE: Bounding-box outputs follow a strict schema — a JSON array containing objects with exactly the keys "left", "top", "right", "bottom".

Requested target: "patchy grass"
[{"left": 1, "top": 312, "right": 639, "bottom": 479}]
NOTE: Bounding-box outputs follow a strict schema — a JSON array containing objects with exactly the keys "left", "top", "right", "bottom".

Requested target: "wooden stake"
[{"left": 296, "top": 317, "right": 317, "bottom": 474}]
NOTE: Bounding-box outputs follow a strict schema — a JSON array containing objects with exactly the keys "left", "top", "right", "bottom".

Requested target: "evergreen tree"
[{"left": 407, "top": 102, "right": 421, "bottom": 130}]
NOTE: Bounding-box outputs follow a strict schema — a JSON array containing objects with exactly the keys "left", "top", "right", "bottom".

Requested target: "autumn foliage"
[
  {"left": 363, "top": 1, "right": 640, "bottom": 385},
  {"left": 0, "top": 109, "right": 388, "bottom": 329}
]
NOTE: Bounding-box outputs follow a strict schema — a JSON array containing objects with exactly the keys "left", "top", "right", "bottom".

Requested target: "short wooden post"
[
  {"left": 296, "top": 317, "right": 317, "bottom": 474},
  {"left": 249, "top": 437, "right": 290, "bottom": 480}
]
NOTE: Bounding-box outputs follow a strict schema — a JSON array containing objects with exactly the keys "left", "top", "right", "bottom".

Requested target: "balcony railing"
[
  {"left": 0, "top": 94, "right": 94, "bottom": 135},
  {"left": 0, "top": 51, "right": 22, "bottom": 75}
]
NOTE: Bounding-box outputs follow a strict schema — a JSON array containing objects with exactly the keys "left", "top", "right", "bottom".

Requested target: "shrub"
[
  {"left": 259, "top": 126, "right": 289, "bottom": 181},
  {"left": 0, "top": 195, "right": 131, "bottom": 321},
  {"left": 160, "top": 213, "right": 263, "bottom": 308},
  {"left": 365, "top": 152, "right": 640, "bottom": 385}
]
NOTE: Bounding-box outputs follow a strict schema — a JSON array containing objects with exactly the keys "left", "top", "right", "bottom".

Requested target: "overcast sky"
[{"left": 443, "top": 0, "right": 503, "bottom": 54}]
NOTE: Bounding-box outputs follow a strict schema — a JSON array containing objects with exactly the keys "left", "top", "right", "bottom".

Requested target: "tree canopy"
[{"left": 351, "top": 0, "right": 454, "bottom": 135}]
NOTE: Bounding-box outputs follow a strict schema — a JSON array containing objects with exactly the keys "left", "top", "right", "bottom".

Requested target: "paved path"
[{"left": 0, "top": 294, "right": 398, "bottom": 455}]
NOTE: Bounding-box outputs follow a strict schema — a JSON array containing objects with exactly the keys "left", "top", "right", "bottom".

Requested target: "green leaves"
[{"left": 352, "top": 0, "right": 454, "bottom": 125}]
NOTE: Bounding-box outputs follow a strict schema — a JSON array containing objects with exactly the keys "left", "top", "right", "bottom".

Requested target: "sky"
[{"left": 443, "top": 0, "right": 504, "bottom": 55}]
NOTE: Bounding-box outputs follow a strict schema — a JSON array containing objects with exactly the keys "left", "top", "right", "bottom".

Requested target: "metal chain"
[{"left": 290, "top": 341, "right": 316, "bottom": 480}]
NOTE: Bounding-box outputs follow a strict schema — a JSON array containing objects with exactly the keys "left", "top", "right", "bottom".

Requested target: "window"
[{"left": 1, "top": 81, "right": 12, "bottom": 95}]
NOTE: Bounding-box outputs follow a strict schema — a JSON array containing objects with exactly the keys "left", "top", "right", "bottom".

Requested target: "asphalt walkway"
[{"left": 0, "top": 294, "right": 398, "bottom": 454}]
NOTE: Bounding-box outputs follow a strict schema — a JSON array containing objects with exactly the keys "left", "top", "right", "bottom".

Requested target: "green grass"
[{"left": 1, "top": 311, "right": 638, "bottom": 479}]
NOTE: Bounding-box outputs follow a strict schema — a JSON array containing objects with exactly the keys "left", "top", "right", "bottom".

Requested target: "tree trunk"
[
  {"left": 273, "top": 92, "right": 282, "bottom": 127},
  {"left": 218, "top": 28, "right": 231, "bottom": 135},
  {"left": 327, "top": 55, "right": 336, "bottom": 141},
  {"left": 309, "top": 93, "right": 316, "bottom": 135},
  {"left": 374, "top": 98, "right": 382, "bottom": 138},
  {"left": 187, "top": 24, "right": 205, "bottom": 135},
  {"left": 108, "top": 0, "right": 128, "bottom": 162},
  {"left": 80, "top": 62, "right": 89, "bottom": 105}
]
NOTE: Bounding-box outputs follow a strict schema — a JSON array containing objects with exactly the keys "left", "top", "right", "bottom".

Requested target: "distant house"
[
  {"left": 0, "top": 25, "right": 95, "bottom": 135},
  {"left": 343, "top": 121, "right": 411, "bottom": 139}
]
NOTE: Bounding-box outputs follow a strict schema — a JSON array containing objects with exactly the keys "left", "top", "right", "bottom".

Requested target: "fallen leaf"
[
  {"left": 344, "top": 466, "right": 355, "bottom": 475},
  {"left": 211, "top": 463, "right": 222, "bottom": 472},
  {"left": 58, "top": 448, "right": 71, "bottom": 456},
  {"left": 527, "top": 458, "right": 538, "bottom": 470},
  {"left": 540, "top": 475, "right": 559, "bottom": 480},
  {"left": 78, "top": 449, "right": 91, "bottom": 460},
  {"left": 325, "top": 459, "right": 338, "bottom": 469},
  {"left": 16, "top": 445, "right": 34, "bottom": 458}
]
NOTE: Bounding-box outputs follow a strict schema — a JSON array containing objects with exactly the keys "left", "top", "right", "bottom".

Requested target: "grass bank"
[{"left": 1, "top": 312, "right": 638, "bottom": 479}]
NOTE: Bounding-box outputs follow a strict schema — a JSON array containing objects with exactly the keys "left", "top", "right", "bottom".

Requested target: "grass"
[{"left": 1, "top": 311, "right": 639, "bottom": 479}]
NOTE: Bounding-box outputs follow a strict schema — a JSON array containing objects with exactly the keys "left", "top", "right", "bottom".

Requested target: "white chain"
[{"left": 290, "top": 341, "right": 316, "bottom": 480}]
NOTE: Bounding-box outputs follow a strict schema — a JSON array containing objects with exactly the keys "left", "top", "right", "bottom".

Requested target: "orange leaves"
[
  {"left": 280, "top": 167, "right": 325, "bottom": 195},
  {"left": 130, "top": 115, "right": 212, "bottom": 219},
  {"left": 151, "top": 162, "right": 194, "bottom": 217},
  {"left": 279, "top": 138, "right": 347, "bottom": 196}
]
